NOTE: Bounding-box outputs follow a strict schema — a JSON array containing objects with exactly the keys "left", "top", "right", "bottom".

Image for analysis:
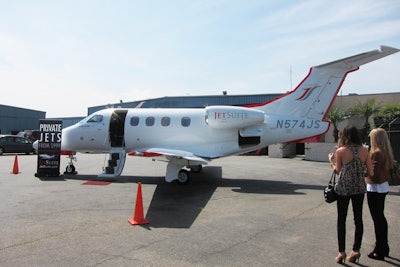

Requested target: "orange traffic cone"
[
  {"left": 128, "top": 182, "right": 149, "bottom": 225},
  {"left": 11, "top": 154, "right": 20, "bottom": 174}
]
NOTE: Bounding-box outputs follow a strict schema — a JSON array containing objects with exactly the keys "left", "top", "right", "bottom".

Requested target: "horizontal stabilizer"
[{"left": 316, "top": 45, "right": 400, "bottom": 70}]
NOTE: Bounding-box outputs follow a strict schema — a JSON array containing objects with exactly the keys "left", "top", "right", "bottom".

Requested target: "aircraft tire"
[
  {"left": 176, "top": 169, "right": 190, "bottom": 185},
  {"left": 65, "top": 164, "right": 76, "bottom": 175},
  {"left": 190, "top": 165, "right": 202, "bottom": 173}
]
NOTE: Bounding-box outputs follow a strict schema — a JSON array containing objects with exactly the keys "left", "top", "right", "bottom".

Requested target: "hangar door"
[{"left": 109, "top": 110, "right": 127, "bottom": 147}]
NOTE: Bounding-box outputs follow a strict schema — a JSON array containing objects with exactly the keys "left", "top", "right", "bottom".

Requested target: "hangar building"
[
  {"left": 88, "top": 94, "right": 281, "bottom": 115},
  {"left": 0, "top": 104, "right": 45, "bottom": 135},
  {"left": 0, "top": 94, "right": 281, "bottom": 136}
]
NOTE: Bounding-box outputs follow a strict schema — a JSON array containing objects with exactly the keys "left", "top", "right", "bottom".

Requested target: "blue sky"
[{"left": 1, "top": 0, "right": 399, "bottom": 117}]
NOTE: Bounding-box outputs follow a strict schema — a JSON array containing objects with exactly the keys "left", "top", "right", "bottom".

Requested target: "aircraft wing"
[{"left": 128, "top": 148, "right": 210, "bottom": 165}]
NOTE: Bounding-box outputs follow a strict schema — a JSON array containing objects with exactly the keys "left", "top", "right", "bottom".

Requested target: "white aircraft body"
[{"left": 35, "top": 45, "right": 399, "bottom": 183}]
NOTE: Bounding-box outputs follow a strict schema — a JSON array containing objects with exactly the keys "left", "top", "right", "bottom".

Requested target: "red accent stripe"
[
  {"left": 322, "top": 67, "right": 359, "bottom": 121},
  {"left": 143, "top": 152, "right": 162, "bottom": 157},
  {"left": 61, "top": 151, "right": 75, "bottom": 156},
  {"left": 245, "top": 67, "right": 314, "bottom": 108},
  {"left": 128, "top": 151, "right": 162, "bottom": 157}
]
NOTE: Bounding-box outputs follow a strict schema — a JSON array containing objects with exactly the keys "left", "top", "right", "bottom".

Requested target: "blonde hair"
[{"left": 369, "top": 128, "right": 394, "bottom": 170}]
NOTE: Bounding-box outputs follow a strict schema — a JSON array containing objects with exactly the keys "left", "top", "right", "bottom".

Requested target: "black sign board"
[{"left": 35, "top": 120, "right": 62, "bottom": 177}]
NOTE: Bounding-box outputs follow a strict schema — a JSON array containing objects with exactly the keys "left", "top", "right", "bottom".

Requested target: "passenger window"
[
  {"left": 181, "top": 117, "right": 191, "bottom": 127},
  {"left": 87, "top": 115, "right": 103, "bottom": 123},
  {"left": 161, "top": 117, "right": 170, "bottom": 126},
  {"left": 130, "top": 116, "right": 140, "bottom": 126},
  {"left": 146, "top": 117, "right": 155, "bottom": 126}
]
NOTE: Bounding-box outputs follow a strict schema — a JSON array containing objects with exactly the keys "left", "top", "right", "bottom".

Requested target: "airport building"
[
  {"left": 0, "top": 94, "right": 281, "bottom": 135},
  {"left": 87, "top": 93, "right": 281, "bottom": 114},
  {"left": 0, "top": 104, "right": 45, "bottom": 135}
]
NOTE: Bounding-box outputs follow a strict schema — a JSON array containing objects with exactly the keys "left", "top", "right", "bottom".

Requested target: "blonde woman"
[{"left": 366, "top": 128, "right": 394, "bottom": 260}]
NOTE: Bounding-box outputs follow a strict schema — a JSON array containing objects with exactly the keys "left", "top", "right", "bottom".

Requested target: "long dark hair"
[{"left": 341, "top": 126, "right": 362, "bottom": 146}]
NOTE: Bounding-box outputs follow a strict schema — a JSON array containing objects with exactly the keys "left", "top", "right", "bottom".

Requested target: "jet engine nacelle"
[{"left": 205, "top": 106, "right": 265, "bottom": 129}]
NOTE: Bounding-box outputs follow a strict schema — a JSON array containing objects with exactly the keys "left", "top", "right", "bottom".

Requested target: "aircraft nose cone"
[
  {"left": 33, "top": 140, "right": 39, "bottom": 151},
  {"left": 61, "top": 127, "right": 72, "bottom": 151}
]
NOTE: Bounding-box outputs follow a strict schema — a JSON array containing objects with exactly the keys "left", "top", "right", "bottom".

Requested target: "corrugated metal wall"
[
  {"left": 0, "top": 105, "right": 45, "bottom": 134},
  {"left": 88, "top": 94, "right": 281, "bottom": 115}
]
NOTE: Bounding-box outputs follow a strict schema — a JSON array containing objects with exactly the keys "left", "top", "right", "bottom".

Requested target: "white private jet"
[{"left": 36, "top": 45, "right": 399, "bottom": 183}]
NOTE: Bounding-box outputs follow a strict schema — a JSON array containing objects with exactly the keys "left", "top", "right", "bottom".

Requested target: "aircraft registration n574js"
[{"left": 34, "top": 45, "right": 399, "bottom": 184}]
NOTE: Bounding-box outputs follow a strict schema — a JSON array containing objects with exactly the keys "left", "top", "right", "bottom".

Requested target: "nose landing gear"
[{"left": 64, "top": 154, "right": 78, "bottom": 175}]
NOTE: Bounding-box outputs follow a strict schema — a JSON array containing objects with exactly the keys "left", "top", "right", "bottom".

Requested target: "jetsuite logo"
[{"left": 296, "top": 86, "right": 319, "bottom": 101}]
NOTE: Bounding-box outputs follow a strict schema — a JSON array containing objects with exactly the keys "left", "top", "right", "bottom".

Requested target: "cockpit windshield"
[{"left": 86, "top": 114, "right": 103, "bottom": 123}]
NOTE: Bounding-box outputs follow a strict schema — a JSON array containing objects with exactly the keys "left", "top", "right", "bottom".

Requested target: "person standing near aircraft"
[
  {"left": 365, "top": 128, "right": 393, "bottom": 260},
  {"left": 328, "top": 126, "right": 373, "bottom": 263}
]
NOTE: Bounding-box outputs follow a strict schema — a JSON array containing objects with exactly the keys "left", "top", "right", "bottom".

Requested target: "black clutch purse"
[{"left": 324, "top": 170, "right": 337, "bottom": 203}]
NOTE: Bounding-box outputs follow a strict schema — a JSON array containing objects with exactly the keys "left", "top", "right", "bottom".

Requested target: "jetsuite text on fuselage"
[{"left": 213, "top": 111, "right": 249, "bottom": 120}]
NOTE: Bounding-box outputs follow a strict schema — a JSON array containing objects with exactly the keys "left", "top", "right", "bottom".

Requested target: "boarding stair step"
[{"left": 98, "top": 148, "right": 126, "bottom": 178}]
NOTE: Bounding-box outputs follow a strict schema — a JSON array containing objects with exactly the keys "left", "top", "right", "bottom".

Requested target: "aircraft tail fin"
[{"left": 253, "top": 45, "right": 399, "bottom": 121}]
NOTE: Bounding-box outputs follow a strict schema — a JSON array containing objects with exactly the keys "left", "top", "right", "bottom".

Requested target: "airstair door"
[{"left": 109, "top": 110, "right": 127, "bottom": 147}]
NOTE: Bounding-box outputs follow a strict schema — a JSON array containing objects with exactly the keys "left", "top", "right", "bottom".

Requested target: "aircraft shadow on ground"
[
  {"left": 144, "top": 180, "right": 218, "bottom": 228},
  {"left": 55, "top": 166, "right": 326, "bottom": 229},
  {"left": 59, "top": 166, "right": 325, "bottom": 195}
]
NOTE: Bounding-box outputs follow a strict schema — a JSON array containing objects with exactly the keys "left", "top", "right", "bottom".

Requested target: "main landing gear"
[
  {"left": 176, "top": 169, "right": 190, "bottom": 185},
  {"left": 64, "top": 154, "right": 77, "bottom": 175},
  {"left": 175, "top": 165, "right": 203, "bottom": 185}
]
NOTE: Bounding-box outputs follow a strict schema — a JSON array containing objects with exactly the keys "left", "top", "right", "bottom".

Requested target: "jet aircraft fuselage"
[{"left": 34, "top": 45, "right": 400, "bottom": 183}]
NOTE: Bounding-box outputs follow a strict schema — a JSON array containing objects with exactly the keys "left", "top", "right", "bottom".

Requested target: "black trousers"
[
  {"left": 336, "top": 193, "right": 365, "bottom": 252},
  {"left": 367, "top": 192, "right": 389, "bottom": 254}
]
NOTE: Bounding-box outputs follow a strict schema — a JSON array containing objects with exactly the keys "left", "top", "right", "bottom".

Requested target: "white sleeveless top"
[{"left": 366, "top": 182, "right": 389, "bottom": 193}]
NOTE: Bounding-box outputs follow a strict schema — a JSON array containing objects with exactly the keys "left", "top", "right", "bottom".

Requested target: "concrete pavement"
[{"left": 1, "top": 153, "right": 399, "bottom": 266}]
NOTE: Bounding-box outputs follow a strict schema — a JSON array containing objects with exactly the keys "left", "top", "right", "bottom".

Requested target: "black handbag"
[{"left": 324, "top": 170, "right": 337, "bottom": 203}]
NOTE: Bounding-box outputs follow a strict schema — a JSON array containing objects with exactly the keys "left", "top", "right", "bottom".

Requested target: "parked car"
[
  {"left": 0, "top": 135, "right": 36, "bottom": 155},
  {"left": 17, "top": 130, "right": 40, "bottom": 141}
]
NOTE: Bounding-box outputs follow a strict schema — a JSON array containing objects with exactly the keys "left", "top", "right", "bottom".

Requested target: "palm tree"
[
  {"left": 327, "top": 108, "right": 347, "bottom": 142},
  {"left": 349, "top": 99, "right": 382, "bottom": 143}
]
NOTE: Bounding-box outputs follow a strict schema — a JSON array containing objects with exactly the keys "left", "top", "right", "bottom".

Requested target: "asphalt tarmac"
[{"left": 1, "top": 153, "right": 399, "bottom": 267}]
